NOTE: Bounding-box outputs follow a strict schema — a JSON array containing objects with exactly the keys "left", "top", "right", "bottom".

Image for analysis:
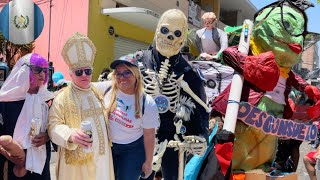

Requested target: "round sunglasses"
[
  {"left": 74, "top": 69, "right": 93, "bottom": 76},
  {"left": 115, "top": 70, "right": 133, "bottom": 79}
]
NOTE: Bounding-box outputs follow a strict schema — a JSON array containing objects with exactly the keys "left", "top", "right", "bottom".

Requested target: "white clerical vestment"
[{"left": 48, "top": 83, "right": 114, "bottom": 180}]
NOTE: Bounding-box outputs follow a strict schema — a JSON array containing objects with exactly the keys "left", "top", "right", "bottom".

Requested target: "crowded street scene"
[{"left": 1, "top": 0, "right": 320, "bottom": 179}]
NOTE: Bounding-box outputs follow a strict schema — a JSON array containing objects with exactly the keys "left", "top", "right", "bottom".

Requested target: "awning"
[{"left": 101, "top": 7, "right": 160, "bottom": 31}]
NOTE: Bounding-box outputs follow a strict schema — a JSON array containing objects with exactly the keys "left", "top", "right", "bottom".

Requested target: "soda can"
[
  {"left": 30, "top": 118, "right": 42, "bottom": 136},
  {"left": 81, "top": 121, "right": 93, "bottom": 153}
]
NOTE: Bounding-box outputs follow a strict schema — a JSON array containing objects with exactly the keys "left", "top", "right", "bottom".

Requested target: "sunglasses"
[
  {"left": 115, "top": 70, "right": 133, "bottom": 79},
  {"left": 25, "top": 64, "right": 48, "bottom": 74},
  {"left": 74, "top": 69, "right": 92, "bottom": 76}
]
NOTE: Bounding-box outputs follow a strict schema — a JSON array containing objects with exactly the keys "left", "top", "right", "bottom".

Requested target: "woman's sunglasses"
[
  {"left": 24, "top": 64, "right": 48, "bottom": 74},
  {"left": 74, "top": 69, "right": 93, "bottom": 76},
  {"left": 115, "top": 70, "right": 133, "bottom": 79}
]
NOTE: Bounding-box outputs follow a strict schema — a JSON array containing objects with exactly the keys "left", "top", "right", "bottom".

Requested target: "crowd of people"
[{"left": 1, "top": 2, "right": 320, "bottom": 180}]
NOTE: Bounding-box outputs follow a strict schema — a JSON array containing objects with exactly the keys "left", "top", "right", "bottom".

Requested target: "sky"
[{"left": 250, "top": 0, "right": 320, "bottom": 59}]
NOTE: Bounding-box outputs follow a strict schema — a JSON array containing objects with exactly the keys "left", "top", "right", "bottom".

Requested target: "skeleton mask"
[{"left": 155, "top": 9, "right": 188, "bottom": 58}]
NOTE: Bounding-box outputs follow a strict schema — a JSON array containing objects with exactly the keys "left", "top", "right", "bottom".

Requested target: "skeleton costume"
[{"left": 134, "top": 9, "right": 209, "bottom": 179}]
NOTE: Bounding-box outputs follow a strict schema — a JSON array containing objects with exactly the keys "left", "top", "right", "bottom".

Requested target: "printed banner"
[{"left": 237, "top": 102, "right": 318, "bottom": 141}]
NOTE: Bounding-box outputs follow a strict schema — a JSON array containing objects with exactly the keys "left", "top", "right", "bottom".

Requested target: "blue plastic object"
[{"left": 52, "top": 72, "right": 64, "bottom": 84}]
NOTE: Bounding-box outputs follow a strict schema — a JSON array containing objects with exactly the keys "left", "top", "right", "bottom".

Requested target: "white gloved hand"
[
  {"left": 174, "top": 120, "right": 183, "bottom": 135},
  {"left": 152, "top": 139, "right": 168, "bottom": 171},
  {"left": 183, "top": 135, "right": 207, "bottom": 156}
]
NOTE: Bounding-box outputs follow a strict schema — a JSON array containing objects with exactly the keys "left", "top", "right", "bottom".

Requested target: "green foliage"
[{"left": 186, "top": 29, "right": 197, "bottom": 47}]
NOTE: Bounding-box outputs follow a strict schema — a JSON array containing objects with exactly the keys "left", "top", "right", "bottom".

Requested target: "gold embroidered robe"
[{"left": 48, "top": 83, "right": 114, "bottom": 180}]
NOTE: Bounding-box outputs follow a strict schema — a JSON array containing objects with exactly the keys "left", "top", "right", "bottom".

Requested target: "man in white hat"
[{"left": 48, "top": 32, "right": 114, "bottom": 180}]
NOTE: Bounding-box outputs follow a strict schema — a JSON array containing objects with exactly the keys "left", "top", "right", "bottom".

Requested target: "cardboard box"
[
  {"left": 245, "top": 171, "right": 265, "bottom": 180},
  {"left": 244, "top": 171, "right": 297, "bottom": 180}
]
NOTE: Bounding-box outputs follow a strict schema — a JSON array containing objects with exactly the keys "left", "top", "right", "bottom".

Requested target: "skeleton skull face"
[{"left": 155, "top": 9, "right": 188, "bottom": 58}]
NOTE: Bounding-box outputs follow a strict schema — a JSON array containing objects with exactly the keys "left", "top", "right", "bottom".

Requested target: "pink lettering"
[{"left": 114, "top": 117, "right": 133, "bottom": 128}]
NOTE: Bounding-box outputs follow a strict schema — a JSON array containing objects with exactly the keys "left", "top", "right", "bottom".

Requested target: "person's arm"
[
  {"left": 91, "top": 81, "right": 112, "bottom": 96},
  {"left": 142, "top": 128, "right": 155, "bottom": 177},
  {"left": 217, "top": 29, "right": 228, "bottom": 55},
  {"left": 47, "top": 94, "right": 78, "bottom": 150},
  {"left": 141, "top": 95, "right": 160, "bottom": 177},
  {"left": 290, "top": 71, "right": 308, "bottom": 92}
]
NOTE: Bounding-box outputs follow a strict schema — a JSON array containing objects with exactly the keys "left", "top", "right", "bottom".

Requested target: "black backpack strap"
[
  {"left": 103, "top": 86, "right": 112, "bottom": 96},
  {"left": 142, "top": 93, "right": 146, "bottom": 116}
]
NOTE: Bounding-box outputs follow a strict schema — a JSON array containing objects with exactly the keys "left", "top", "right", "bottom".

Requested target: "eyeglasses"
[
  {"left": 254, "top": 0, "right": 307, "bottom": 37},
  {"left": 203, "top": 19, "right": 216, "bottom": 25},
  {"left": 74, "top": 69, "right": 92, "bottom": 76},
  {"left": 115, "top": 70, "right": 133, "bottom": 79},
  {"left": 26, "top": 64, "right": 48, "bottom": 74}
]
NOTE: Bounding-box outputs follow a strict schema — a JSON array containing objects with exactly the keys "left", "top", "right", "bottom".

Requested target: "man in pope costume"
[{"left": 48, "top": 32, "right": 114, "bottom": 180}]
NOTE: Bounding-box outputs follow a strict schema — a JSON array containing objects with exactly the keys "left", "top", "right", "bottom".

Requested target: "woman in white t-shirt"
[{"left": 104, "top": 54, "right": 159, "bottom": 180}]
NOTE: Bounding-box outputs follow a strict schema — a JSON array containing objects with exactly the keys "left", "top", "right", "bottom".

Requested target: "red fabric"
[
  {"left": 211, "top": 71, "right": 306, "bottom": 119},
  {"left": 243, "top": 51, "right": 280, "bottom": 91},
  {"left": 307, "top": 100, "right": 320, "bottom": 119},
  {"left": 292, "top": 105, "right": 315, "bottom": 121},
  {"left": 305, "top": 85, "right": 320, "bottom": 101},
  {"left": 306, "top": 151, "right": 317, "bottom": 163},
  {"left": 288, "top": 98, "right": 296, "bottom": 112},
  {"left": 213, "top": 46, "right": 308, "bottom": 119},
  {"left": 215, "top": 142, "right": 233, "bottom": 176}
]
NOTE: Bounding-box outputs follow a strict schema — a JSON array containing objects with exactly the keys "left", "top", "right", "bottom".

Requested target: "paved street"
[{"left": 49, "top": 141, "right": 314, "bottom": 180}]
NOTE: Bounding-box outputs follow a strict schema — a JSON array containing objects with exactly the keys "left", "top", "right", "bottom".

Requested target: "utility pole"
[
  {"left": 47, "top": 0, "right": 54, "bottom": 90},
  {"left": 48, "top": 0, "right": 52, "bottom": 62}
]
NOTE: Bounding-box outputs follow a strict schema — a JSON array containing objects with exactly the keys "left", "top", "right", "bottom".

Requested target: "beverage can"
[
  {"left": 81, "top": 121, "right": 93, "bottom": 153},
  {"left": 30, "top": 118, "right": 42, "bottom": 136}
]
